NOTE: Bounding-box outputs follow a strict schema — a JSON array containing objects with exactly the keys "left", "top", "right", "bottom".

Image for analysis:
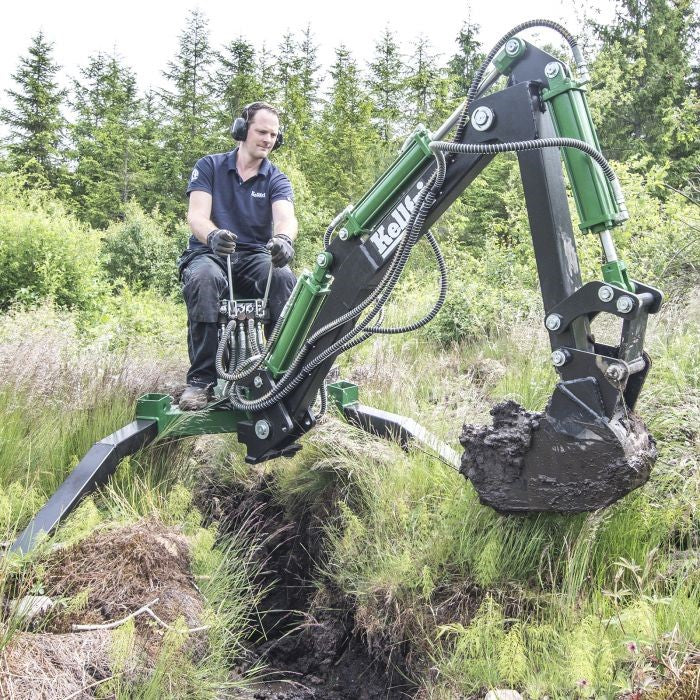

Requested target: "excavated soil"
[
  {"left": 460, "top": 399, "right": 657, "bottom": 513},
  {"left": 200, "top": 473, "right": 414, "bottom": 699},
  {"left": 0, "top": 520, "right": 206, "bottom": 698}
]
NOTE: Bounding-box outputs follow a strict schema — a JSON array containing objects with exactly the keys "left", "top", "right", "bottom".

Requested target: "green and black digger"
[{"left": 10, "top": 20, "right": 662, "bottom": 555}]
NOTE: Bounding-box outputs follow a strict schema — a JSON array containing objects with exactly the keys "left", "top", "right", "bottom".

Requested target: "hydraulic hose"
[
  {"left": 227, "top": 152, "right": 448, "bottom": 412},
  {"left": 456, "top": 19, "right": 586, "bottom": 143}
]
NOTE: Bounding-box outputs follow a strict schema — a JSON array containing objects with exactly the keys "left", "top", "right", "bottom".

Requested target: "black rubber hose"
[{"left": 455, "top": 19, "right": 582, "bottom": 143}]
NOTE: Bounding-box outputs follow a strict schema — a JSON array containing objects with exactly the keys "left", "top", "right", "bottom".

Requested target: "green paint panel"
[
  {"left": 265, "top": 252, "right": 334, "bottom": 377},
  {"left": 342, "top": 128, "right": 433, "bottom": 238},
  {"left": 542, "top": 71, "right": 626, "bottom": 234}
]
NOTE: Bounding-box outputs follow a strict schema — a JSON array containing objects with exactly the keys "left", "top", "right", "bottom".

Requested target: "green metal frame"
[{"left": 136, "top": 393, "right": 246, "bottom": 436}]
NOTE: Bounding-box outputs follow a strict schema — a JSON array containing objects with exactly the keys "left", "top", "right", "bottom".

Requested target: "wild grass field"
[{"left": 0, "top": 163, "right": 698, "bottom": 698}]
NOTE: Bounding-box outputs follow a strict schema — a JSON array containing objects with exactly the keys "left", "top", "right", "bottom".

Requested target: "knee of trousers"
[
  {"left": 182, "top": 262, "right": 227, "bottom": 323},
  {"left": 270, "top": 266, "right": 297, "bottom": 296}
]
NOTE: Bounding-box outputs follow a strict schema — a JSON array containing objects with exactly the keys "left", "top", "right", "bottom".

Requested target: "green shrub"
[
  {"left": 100, "top": 201, "right": 188, "bottom": 296},
  {"left": 0, "top": 175, "right": 103, "bottom": 311},
  {"left": 424, "top": 243, "right": 540, "bottom": 344}
]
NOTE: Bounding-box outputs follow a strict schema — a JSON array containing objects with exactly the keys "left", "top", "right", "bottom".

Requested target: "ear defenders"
[{"left": 230, "top": 102, "right": 284, "bottom": 150}]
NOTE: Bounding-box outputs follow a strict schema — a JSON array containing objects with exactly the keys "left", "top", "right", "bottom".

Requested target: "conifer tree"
[
  {"left": 213, "top": 37, "right": 262, "bottom": 151},
  {"left": 273, "top": 27, "right": 319, "bottom": 153},
  {"left": 311, "top": 45, "right": 379, "bottom": 210},
  {"left": 367, "top": 28, "right": 405, "bottom": 142},
  {"left": 405, "top": 35, "right": 452, "bottom": 128},
  {"left": 1, "top": 31, "right": 66, "bottom": 188},
  {"left": 69, "top": 53, "right": 141, "bottom": 227},
  {"left": 158, "top": 9, "right": 216, "bottom": 221},
  {"left": 447, "top": 15, "right": 484, "bottom": 100},
  {"left": 588, "top": 0, "right": 700, "bottom": 183}
]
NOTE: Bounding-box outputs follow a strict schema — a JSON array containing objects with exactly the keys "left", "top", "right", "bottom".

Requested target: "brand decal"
[
  {"left": 190, "top": 167, "right": 199, "bottom": 181},
  {"left": 251, "top": 191, "right": 266, "bottom": 198},
  {"left": 368, "top": 181, "right": 424, "bottom": 260}
]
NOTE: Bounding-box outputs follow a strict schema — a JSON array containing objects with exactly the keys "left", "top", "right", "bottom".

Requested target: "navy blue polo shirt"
[{"left": 186, "top": 148, "right": 294, "bottom": 252}]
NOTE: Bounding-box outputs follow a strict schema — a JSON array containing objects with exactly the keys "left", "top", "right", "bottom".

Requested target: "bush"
[
  {"left": 270, "top": 152, "right": 333, "bottom": 270},
  {"left": 100, "top": 202, "right": 188, "bottom": 296},
  {"left": 423, "top": 243, "right": 541, "bottom": 344},
  {"left": 0, "top": 175, "right": 103, "bottom": 311}
]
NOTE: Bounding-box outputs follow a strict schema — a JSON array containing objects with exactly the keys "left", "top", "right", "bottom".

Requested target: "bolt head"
[
  {"left": 505, "top": 39, "right": 520, "bottom": 56},
  {"left": 551, "top": 349, "right": 568, "bottom": 367},
  {"left": 316, "top": 253, "right": 327, "bottom": 266},
  {"left": 598, "top": 285, "right": 614, "bottom": 302},
  {"left": 338, "top": 228, "right": 349, "bottom": 240},
  {"left": 616, "top": 295, "right": 634, "bottom": 313},
  {"left": 471, "top": 106, "right": 494, "bottom": 132},
  {"left": 606, "top": 364, "right": 624, "bottom": 381},
  {"left": 253, "top": 376, "right": 263, "bottom": 388},
  {"left": 545, "top": 62, "right": 561, "bottom": 79},
  {"left": 254, "top": 420, "right": 271, "bottom": 440},
  {"left": 545, "top": 314, "right": 562, "bottom": 331}
]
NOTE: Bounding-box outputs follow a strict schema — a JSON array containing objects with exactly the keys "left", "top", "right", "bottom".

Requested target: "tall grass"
[
  {"left": 269, "top": 291, "right": 700, "bottom": 698},
  {"left": 0, "top": 302, "right": 262, "bottom": 696}
]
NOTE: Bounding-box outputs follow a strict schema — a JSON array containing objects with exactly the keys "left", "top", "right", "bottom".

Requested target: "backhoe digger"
[{"left": 10, "top": 20, "right": 662, "bottom": 555}]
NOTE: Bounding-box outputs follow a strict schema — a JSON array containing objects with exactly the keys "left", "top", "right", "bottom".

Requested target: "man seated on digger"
[{"left": 177, "top": 101, "right": 299, "bottom": 411}]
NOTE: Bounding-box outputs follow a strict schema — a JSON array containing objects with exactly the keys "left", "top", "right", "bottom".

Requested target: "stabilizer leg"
[{"left": 9, "top": 419, "right": 158, "bottom": 555}]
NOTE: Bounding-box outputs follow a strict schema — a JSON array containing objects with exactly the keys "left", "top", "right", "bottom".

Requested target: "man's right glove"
[
  {"left": 266, "top": 234, "right": 294, "bottom": 268},
  {"left": 207, "top": 228, "right": 237, "bottom": 256}
]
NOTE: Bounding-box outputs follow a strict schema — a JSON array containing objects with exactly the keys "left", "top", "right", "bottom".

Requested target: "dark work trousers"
[{"left": 180, "top": 251, "right": 296, "bottom": 388}]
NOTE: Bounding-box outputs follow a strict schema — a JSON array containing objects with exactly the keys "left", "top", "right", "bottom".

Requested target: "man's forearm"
[
  {"left": 274, "top": 217, "right": 298, "bottom": 242},
  {"left": 188, "top": 214, "right": 219, "bottom": 245}
]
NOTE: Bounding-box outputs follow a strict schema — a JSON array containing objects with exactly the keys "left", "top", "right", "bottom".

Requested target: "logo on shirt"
[
  {"left": 190, "top": 167, "right": 199, "bottom": 182},
  {"left": 251, "top": 191, "right": 266, "bottom": 198}
]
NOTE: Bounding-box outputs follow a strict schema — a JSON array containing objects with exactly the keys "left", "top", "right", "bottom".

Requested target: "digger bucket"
[{"left": 460, "top": 391, "right": 656, "bottom": 514}]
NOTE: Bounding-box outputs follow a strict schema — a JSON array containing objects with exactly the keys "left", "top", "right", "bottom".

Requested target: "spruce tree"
[
  {"left": 213, "top": 37, "right": 262, "bottom": 151},
  {"left": 367, "top": 28, "right": 405, "bottom": 143},
  {"left": 447, "top": 15, "right": 485, "bottom": 100},
  {"left": 311, "top": 45, "right": 379, "bottom": 210},
  {"left": 1, "top": 31, "right": 66, "bottom": 188},
  {"left": 405, "top": 35, "right": 452, "bottom": 128},
  {"left": 158, "top": 9, "right": 216, "bottom": 221},
  {"left": 273, "top": 27, "right": 319, "bottom": 154},
  {"left": 69, "top": 52, "right": 141, "bottom": 227},
  {"left": 588, "top": 0, "right": 700, "bottom": 184}
]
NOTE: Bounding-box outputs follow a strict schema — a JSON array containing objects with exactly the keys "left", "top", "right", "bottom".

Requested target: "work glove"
[
  {"left": 207, "top": 228, "right": 237, "bottom": 256},
  {"left": 266, "top": 234, "right": 295, "bottom": 268}
]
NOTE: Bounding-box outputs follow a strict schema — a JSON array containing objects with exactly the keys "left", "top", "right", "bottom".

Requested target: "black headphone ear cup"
[
  {"left": 231, "top": 116, "right": 247, "bottom": 142},
  {"left": 272, "top": 129, "right": 284, "bottom": 151}
]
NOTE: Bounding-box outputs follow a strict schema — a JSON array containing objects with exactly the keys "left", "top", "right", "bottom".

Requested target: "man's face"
[{"left": 242, "top": 109, "right": 280, "bottom": 159}]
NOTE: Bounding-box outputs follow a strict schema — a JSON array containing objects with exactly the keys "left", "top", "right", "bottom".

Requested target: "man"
[{"left": 178, "top": 102, "right": 298, "bottom": 411}]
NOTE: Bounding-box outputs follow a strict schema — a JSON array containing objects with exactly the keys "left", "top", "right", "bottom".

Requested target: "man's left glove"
[{"left": 266, "top": 234, "right": 295, "bottom": 268}]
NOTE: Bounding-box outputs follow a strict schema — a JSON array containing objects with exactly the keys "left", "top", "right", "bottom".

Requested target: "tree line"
[{"left": 1, "top": 1, "right": 698, "bottom": 237}]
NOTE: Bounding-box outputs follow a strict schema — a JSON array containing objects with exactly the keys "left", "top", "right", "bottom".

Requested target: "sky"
[{"left": 1, "top": 0, "right": 615, "bottom": 103}]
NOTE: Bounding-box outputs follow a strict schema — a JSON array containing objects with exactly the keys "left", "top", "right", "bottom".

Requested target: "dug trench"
[{"left": 198, "top": 470, "right": 415, "bottom": 699}]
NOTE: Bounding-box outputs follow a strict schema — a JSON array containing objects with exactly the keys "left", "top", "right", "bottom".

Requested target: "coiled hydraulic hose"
[{"left": 227, "top": 152, "right": 449, "bottom": 412}]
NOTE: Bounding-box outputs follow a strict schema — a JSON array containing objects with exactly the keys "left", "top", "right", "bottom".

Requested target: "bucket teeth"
[{"left": 460, "top": 400, "right": 656, "bottom": 514}]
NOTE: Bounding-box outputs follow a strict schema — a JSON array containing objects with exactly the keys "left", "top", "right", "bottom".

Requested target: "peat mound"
[{"left": 0, "top": 519, "right": 207, "bottom": 698}]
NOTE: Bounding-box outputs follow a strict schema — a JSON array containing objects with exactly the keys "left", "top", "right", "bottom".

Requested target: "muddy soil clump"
[
  {"left": 460, "top": 399, "right": 657, "bottom": 514},
  {"left": 201, "top": 473, "right": 414, "bottom": 699}
]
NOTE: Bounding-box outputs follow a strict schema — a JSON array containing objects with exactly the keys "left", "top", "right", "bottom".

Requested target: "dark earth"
[
  {"left": 199, "top": 472, "right": 414, "bottom": 699},
  {"left": 460, "top": 399, "right": 657, "bottom": 514}
]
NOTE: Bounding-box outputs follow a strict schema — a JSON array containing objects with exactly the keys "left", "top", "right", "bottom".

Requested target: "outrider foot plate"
[{"left": 460, "top": 399, "right": 656, "bottom": 513}]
